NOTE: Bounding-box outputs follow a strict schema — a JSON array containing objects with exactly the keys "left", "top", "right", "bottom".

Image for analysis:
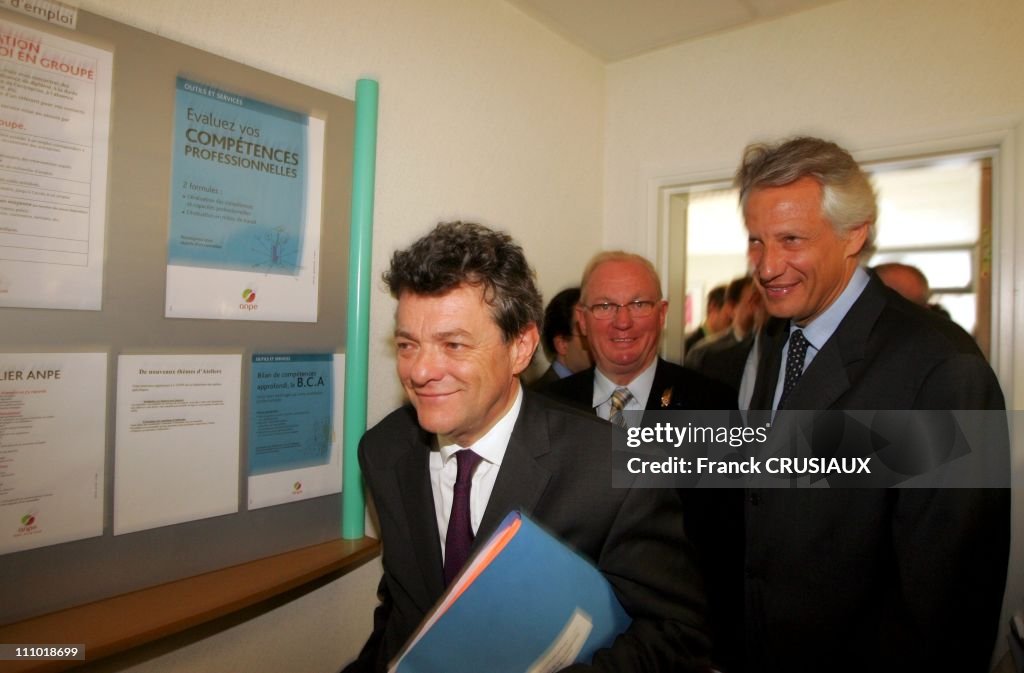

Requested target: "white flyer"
[
  {"left": 0, "top": 352, "right": 106, "bottom": 554},
  {"left": 0, "top": 17, "right": 112, "bottom": 309},
  {"left": 114, "top": 354, "right": 240, "bottom": 535}
]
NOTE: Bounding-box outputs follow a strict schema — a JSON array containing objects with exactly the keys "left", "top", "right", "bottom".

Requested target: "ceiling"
[{"left": 505, "top": 0, "right": 841, "bottom": 62}]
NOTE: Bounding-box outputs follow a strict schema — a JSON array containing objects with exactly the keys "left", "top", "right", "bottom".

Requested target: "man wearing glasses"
[
  {"left": 542, "top": 252, "right": 741, "bottom": 670},
  {"left": 543, "top": 251, "right": 734, "bottom": 422}
]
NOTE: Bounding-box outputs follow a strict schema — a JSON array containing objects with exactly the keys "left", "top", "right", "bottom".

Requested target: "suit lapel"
[
  {"left": 785, "top": 343, "right": 850, "bottom": 410},
  {"left": 395, "top": 432, "right": 445, "bottom": 608},
  {"left": 574, "top": 368, "right": 597, "bottom": 412},
  {"left": 647, "top": 358, "right": 673, "bottom": 411},
  {"left": 751, "top": 319, "right": 787, "bottom": 410},
  {"left": 476, "top": 392, "right": 553, "bottom": 544},
  {"left": 754, "top": 276, "right": 887, "bottom": 411},
  {"left": 788, "top": 275, "right": 886, "bottom": 409}
]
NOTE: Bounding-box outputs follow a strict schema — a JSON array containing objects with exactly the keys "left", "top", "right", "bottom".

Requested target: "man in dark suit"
[
  {"left": 343, "top": 222, "right": 708, "bottom": 673},
  {"left": 730, "top": 137, "right": 1009, "bottom": 672},
  {"left": 542, "top": 252, "right": 735, "bottom": 418},
  {"left": 684, "top": 276, "right": 764, "bottom": 394},
  {"left": 684, "top": 284, "right": 729, "bottom": 354},
  {"left": 538, "top": 252, "right": 740, "bottom": 671},
  {"left": 529, "top": 287, "right": 592, "bottom": 389}
]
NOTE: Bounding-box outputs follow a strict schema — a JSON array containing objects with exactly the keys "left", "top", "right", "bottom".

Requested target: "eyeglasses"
[{"left": 584, "top": 300, "right": 658, "bottom": 320}]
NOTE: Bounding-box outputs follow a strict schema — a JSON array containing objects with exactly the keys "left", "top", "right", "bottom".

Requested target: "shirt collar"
[
  {"left": 437, "top": 383, "right": 522, "bottom": 467},
  {"left": 551, "top": 360, "right": 573, "bottom": 379},
  {"left": 794, "top": 266, "right": 870, "bottom": 349},
  {"left": 592, "top": 357, "right": 658, "bottom": 409}
]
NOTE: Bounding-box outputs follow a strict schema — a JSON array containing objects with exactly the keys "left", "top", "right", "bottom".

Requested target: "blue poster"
[
  {"left": 249, "top": 354, "right": 333, "bottom": 476},
  {"left": 168, "top": 77, "right": 308, "bottom": 276}
]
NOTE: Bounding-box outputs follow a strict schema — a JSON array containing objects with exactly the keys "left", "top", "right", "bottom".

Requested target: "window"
[
  {"left": 668, "top": 152, "right": 994, "bottom": 361},
  {"left": 868, "top": 156, "right": 992, "bottom": 356}
]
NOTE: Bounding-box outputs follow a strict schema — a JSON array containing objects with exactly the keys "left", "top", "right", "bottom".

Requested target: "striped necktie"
[{"left": 609, "top": 387, "right": 633, "bottom": 427}]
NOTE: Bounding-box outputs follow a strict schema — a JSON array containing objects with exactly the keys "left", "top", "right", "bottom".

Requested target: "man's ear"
[
  {"left": 844, "top": 221, "right": 870, "bottom": 258},
  {"left": 553, "top": 334, "right": 571, "bottom": 357},
  {"left": 511, "top": 324, "right": 540, "bottom": 376},
  {"left": 575, "top": 305, "right": 588, "bottom": 337}
]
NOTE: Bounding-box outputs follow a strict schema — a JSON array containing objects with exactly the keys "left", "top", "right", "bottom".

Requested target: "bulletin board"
[{"left": 0, "top": 6, "right": 355, "bottom": 624}]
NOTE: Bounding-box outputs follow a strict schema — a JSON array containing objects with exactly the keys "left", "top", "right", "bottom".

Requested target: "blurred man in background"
[
  {"left": 684, "top": 284, "right": 730, "bottom": 353},
  {"left": 530, "top": 287, "right": 591, "bottom": 388}
]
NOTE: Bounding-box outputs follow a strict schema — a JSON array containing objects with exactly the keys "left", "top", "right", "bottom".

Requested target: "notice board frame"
[{"left": 0, "top": 6, "right": 356, "bottom": 625}]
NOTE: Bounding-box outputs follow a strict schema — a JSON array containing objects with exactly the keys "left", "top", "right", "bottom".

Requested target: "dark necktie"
[
  {"left": 443, "top": 449, "right": 483, "bottom": 586},
  {"left": 779, "top": 329, "right": 809, "bottom": 409}
]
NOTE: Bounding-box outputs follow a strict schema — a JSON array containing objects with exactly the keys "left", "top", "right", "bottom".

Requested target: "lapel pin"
[{"left": 660, "top": 387, "right": 673, "bottom": 408}]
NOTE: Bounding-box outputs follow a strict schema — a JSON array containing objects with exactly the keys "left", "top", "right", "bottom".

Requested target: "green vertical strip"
[{"left": 342, "top": 79, "right": 379, "bottom": 539}]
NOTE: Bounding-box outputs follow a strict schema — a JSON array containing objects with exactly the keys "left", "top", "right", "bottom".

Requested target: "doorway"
[{"left": 662, "top": 150, "right": 997, "bottom": 363}]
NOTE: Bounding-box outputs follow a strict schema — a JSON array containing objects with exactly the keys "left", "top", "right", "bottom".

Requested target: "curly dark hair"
[{"left": 384, "top": 221, "right": 544, "bottom": 342}]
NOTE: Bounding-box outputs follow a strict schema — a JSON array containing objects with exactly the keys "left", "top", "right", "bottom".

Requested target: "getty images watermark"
[{"left": 611, "top": 409, "right": 1013, "bottom": 489}]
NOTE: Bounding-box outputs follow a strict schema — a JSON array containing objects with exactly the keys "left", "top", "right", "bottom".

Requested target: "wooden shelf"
[{"left": 0, "top": 536, "right": 380, "bottom": 672}]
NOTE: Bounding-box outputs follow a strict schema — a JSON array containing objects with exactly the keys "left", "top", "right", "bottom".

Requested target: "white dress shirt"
[
  {"left": 592, "top": 358, "right": 658, "bottom": 426},
  {"left": 429, "top": 384, "right": 522, "bottom": 561}
]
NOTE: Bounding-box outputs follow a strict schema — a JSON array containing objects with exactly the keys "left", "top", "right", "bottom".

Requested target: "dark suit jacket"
[
  {"left": 737, "top": 274, "right": 1009, "bottom": 673},
  {"left": 344, "top": 389, "right": 709, "bottom": 673},
  {"left": 539, "top": 358, "right": 737, "bottom": 413},
  {"left": 684, "top": 326, "right": 707, "bottom": 354},
  {"left": 685, "top": 332, "right": 754, "bottom": 393},
  {"left": 539, "top": 357, "right": 742, "bottom": 669},
  {"left": 527, "top": 363, "right": 562, "bottom": 390}
]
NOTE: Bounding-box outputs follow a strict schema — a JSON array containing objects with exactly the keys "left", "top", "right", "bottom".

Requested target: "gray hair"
[{"left": 735, "top": 137, "right": 877, "bottom": 259}]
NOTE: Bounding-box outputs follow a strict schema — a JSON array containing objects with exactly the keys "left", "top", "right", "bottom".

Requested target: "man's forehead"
[
  {"left": 585, "top": 260, "right": 659, "bottom": 296},
  {"left": 395, "top": 285, "right": 500, "bottom": 332},
  {"left": 744, "top": 178, "right": 823, "bottom": 218},
  {"left": 397, "top": 281, "right": 483, "bottom": 300}
]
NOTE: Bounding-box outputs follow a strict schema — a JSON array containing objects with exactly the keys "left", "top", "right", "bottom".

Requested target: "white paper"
[
  {"left": 247, "top": 354, "right": 343, "bottom": 510},
  {"left": 526, "top": 608, "right": 594, "bottom": 673},
  {"left": 0, "top": 17, "right": 111, "bottom": 310},
  {"left": 0, "top": 352, "right": 105, "bottom": 554},
  {"left": 114, "top": 354, "right": 240, "bottom": 535}
]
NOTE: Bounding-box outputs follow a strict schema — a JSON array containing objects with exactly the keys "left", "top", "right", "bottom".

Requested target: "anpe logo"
[
  {"left": 293, "top": 481, "right": 303, "bottom": 493},
  {"left": 240, "top": 287, "right": 258, "bottom": 311},
  {"left": 17, "top": 511, "right": 39, "bottom": 536}
]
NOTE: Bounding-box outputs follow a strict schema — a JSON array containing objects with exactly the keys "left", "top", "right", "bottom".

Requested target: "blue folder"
[{"left": 390, "top": 511, "right": 631, "bottom": 673}]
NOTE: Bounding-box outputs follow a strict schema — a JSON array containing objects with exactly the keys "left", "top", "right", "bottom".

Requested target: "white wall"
[
  {"left": 605, "top": 0, "right": 1023, "bottom": 397},
  {"left": 606, "top": 0, "right": 1024, "bottom": 257},
  {"left": 605, "top": 0, "right": 1024, "bottom": 661},
  {"left": 72, "top": 0, "right": 604, "bottom": 670}
]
